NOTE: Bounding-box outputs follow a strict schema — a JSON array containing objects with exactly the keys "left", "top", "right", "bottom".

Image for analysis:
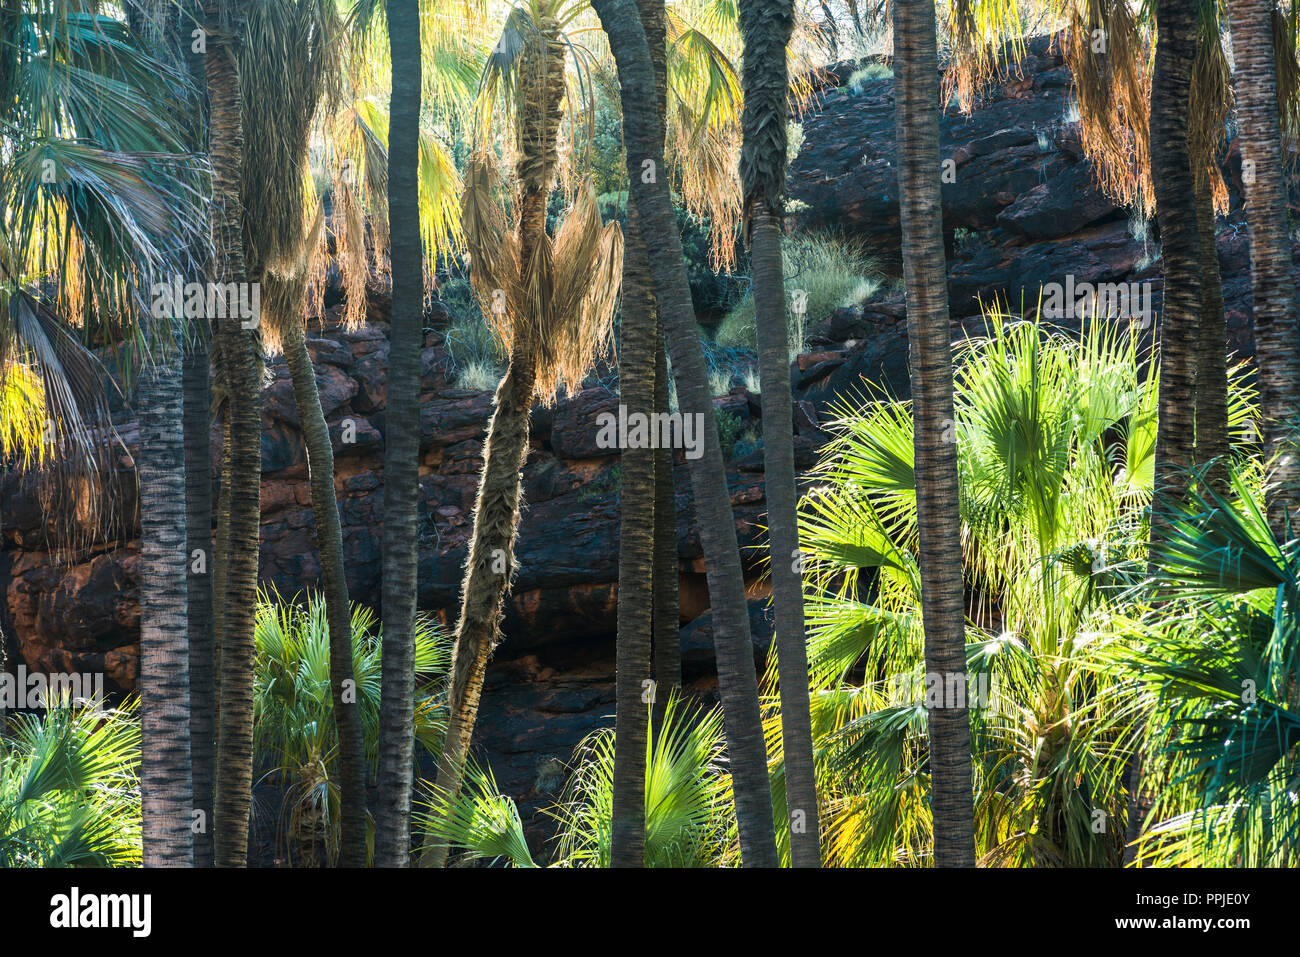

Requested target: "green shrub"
[
  {"left": 714, "top": 408, "right": 744, "bottom": 460},
  {"left": 846, "top": 62, "right": 893, "bottom": 91},
  {"left": 0, "top": 698, "right": 142, "bottom": 867},
  {"left": 253, "top": 590, "right": 449, "bottom": 865},
  {"left": 420, "top": 693, "right": 738, "bottom": 867},
  {"left": 715, "top": 232, "right": 880, "bottom": 358}
]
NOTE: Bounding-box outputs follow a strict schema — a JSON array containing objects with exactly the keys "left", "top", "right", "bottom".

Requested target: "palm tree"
[
  {"left": 739, "top": 0, "right": 820, "bottom": 868},
  {"left": 1060, "top": 0, "right": 1233, "bottom": 493},
  {"left": 891, "top": 0, "right": 976, "bottom": 867},
  {"left": 203, "top": 0, "right": 262, "bottom": 868},
  {"left": 3, "top": 0, "right": 207, "bottom": 869},
  {"left": 234, "top": 0, "right": 369, "bottom": 868},
  {"left": 1149, "top": 0, "right": 1203, "bottom": 549},
  {"left": 1225, "top": 0, "right": 1300, "bottom": 537},
  {"left": 375, "top": 0, "right": 423, "bottom": 868},
  {"left": 798, "top": 315, "right": 1155, "bottom": 867},
  {"left": 425, "top": 65, "right": 624, "bottom": 867},
  {"left": 592, "top": 0, "right": 779, "bottom": 866},
  {"left": 610, "top": 0, "right": 671, "bottom": 871}
]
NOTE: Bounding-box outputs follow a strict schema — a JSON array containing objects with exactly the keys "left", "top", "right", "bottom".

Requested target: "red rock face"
[{"left": 0, "top": 302, "right": 783, "bottom": 691}]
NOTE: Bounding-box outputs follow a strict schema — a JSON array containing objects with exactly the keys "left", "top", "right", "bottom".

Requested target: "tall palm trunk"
[
  {"left": 652, "top": 327, "right": 680, "bottom": 693},
  {"left": 375, "top": 0, "right": 423, "bottom": 868},
  {"left": 1150, "top": 0, "right": 1202, "bottom": 548},
  {"left": 138, "top": 323, "right": 194, "bottom": 868},
  {"left": 205, "top": 0, "right": 261, "bottom": 868},
  {"left": 1193, "top": 167, "right": 1230, "bottom": 493},
  {"left": 1226, "top": 0, "right": 1300, "bottom": 536},
  {"left": 183, "top": 324, "right": 215, "bottom": 867},
  {"left": 424, "top": 21, "right": 568, "bottom": 868},
  {"left": 610, "top": 0, "right": 670, "bottom": 869},
  {"left": 740, "top": 0, "right": 820, "bottom": 868},
  {"left": 611, "top": 202, "right": 656, "bottom": 867},
  {"left": 425, "top": 355, "right": 536, "bottom": 867},
  {"left": 594, "top": 0, "right": 779, "bottom": 866},
  {"left": 634, "top": 0, "right": 679, "bottom": 701},
  {"left": 892, "top": 0, "right": 976, "bottom": 867},
  {"left": 281, "top": 315, "right": 368, "bottom": 867}
]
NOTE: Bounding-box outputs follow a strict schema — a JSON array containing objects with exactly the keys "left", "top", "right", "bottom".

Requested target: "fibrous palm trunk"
[
  {"left": 1193, "top": 167, "right": 1229, "bottom": 494},
  {"left": 594, "top": 0, "right": 780, "bottom": 866},
  {"left": 425, "top": 356, "right": 536, "bottom": 867},
  {"left": 139, "top": 323, "right": 194, "bottom": 868},
  {"left": 183, "top": 325, "right": 215, "bottom": 868},
  {"left": 375, "top": 0, "right": 423, "bottom": 868},
  {"left": 1150, "top": 0, "right": 1203, "bottom": 550},
  {"left": 638, "top": 0, "right": 681, "bottom": 702},
  {"left": 611, "top": 202, "right": 656, "bottom": 868},
  {"left": 741, "top": 0, "right": 821, "bottom": 869},
  {"left": 1226, "top": 0, "right": 1300, "bottom": 537},
  {"left": 281, "top": 316, "right": 369, "bottom": 867},
  {"left": 892, "top": 0, "right": 976, "bottom": 867},
  {"left": 205, "top": 0, "right": 260, "bottom": 868}
]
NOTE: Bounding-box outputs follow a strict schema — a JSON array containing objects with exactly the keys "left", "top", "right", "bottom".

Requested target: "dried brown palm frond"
[
  {"left": 1063, "top": 0, "right": 1153, "bottom": 215},
  {"left": 239, "top": 0, "right": 342, "bottom": 293},
  {"left": 534, "top": 183, "right": 622, "bottom": 398},
  {"left": 460, "top": 153, "right": 621, "bottom": 404},
  {"left": 1273, "top": 3, "right": 1300, "bottom": 149},
  {"left": 943, "top": 0, "right": 1028, "bottom": 111},
  {"left": 1189, "top": 7, "right": 1231, "bottom": 214}
]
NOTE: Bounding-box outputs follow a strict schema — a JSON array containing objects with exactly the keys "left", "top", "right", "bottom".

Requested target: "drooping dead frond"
[
  {"left": 1273, "top": 2, "right": 1300, "bottom": 151},
  {"left": 239, "top": 0, "right": 341, "bottom": 290},
  {"left": 533, "top": 182, "right": 622, "bottom": 399},
  {"left": 1189, "top": 5, "right": 1231, "bottom": 214},
  {"left": 460, "top": 154, "right": 621, "bottom": 403},
  {"left": 1063, "top": 0, "right": 1153, "bottom": 215},
  {"left": 462, "top": 151, "right": 522, "bottom": 360},
  {"left": 943, "top": 0, "right": 1027, "bottom": 111}
]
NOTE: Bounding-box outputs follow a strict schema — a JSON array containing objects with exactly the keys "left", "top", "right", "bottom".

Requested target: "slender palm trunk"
[
  {"left": 183, "top": 325, "right": 215, "bottom": 867},
  {"left": 1226, "top": 0, "right": 1300, "bottom": 536},
  {"left": 892, "top": 0, "right": 976, "bottom": 867},
  {"left": 652, "top": 327, "right": 681, "bottom": 693},
  {"left": 205, "top": 0, "right": 260, "bottom": 868},
  {"left": 594, "top": 0, "right": 779, "bottom": 866},
  {"left": 375, "top": 0, "right": 423, "bottom": 868},
  {"left": 741, "top": 0, "right": 820, "bottom": 869},
  {"left": 139, "top": 325, "right": 194, "bottom": 868},
  {"left": 1193, "top": 168, "right": 1230, "bottom": 493},
  {"left": 281, "top": 317, "right": 368, "bottom": 866},
  {"left": 611, "top": 202, "right": 656, "bottom": 867},
  {"left": 1150, "top": 0, "right": 1202, "bottom": 549},
  {"left": 637, "top": 0, "right": 680, "bottom": 701},
  {"left": 424, "top": 355, "right": 536, "bottom": 867}
]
